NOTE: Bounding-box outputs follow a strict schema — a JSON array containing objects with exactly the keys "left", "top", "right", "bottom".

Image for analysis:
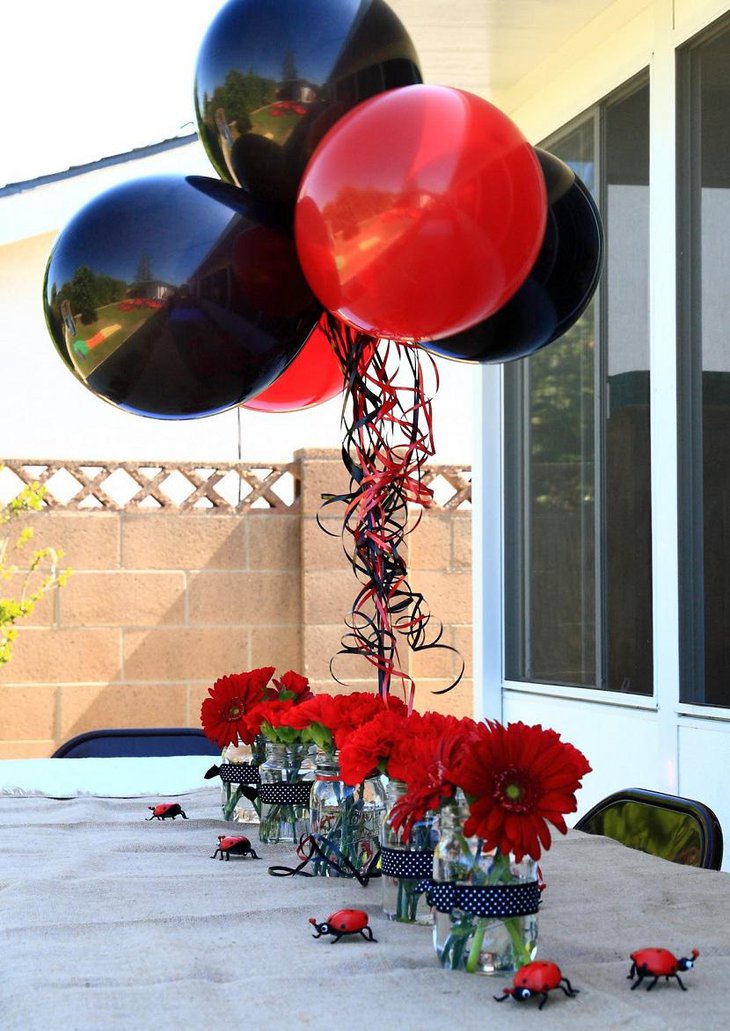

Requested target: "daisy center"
[
  {"left": 225, "top": 703, "right": 243, "bottom": 720},
  {"left": 494, "top": 767, "right": 536, "bottom": 813}
]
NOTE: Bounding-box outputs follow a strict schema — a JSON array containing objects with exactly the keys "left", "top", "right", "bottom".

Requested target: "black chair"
[
  {"left": 52, "top": 728, "right": 219, "bottom": 759},
  {"left": 574, "top": 787, "right": 724, "bottom": 870}
]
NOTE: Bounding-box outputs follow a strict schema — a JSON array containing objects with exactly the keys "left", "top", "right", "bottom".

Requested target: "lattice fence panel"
[{"left": 0, "top": 459, "right": 471, "bottom": 512}]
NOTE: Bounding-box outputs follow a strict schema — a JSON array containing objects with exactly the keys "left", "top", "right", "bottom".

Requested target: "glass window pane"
[
  {"left": 505, "top": 76, "right": 652, "bottom": 694},
  {"left": 506, "top": 119, "right": 597, "bottom": 687},
  {"left": 604, "top": 83, "right": 653, "bottom": 695},
  {"left": 679, "top": 21, "right": 730, "bottom": 705}
]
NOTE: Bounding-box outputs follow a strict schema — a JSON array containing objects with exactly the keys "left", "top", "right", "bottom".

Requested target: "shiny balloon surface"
[
  {"left": 295, "top": 85, "right": 548, "bottom": 342},
  {"left": 421, "top": 150, "right": 604, "bottom": 363},
  {"left": 194, "top": 0, "right": 421, "bottom": 210},
  {"left": 43, "top": 175, "right": 320, "bottom": 419}
]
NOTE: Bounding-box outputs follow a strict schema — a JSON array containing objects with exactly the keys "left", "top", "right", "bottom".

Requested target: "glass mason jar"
[
  {"left": 308, "top": 750, "right": 386, "bottom": 878},
  {"left": 380, "top": 779, "right": 437, "bottom": 923},
  {"left": 431, "top": 793, "right": 539, "bottom": 975},
  {"left": 219, "top": 736, "right": 266, "bottom": 823},
  {"left": 258, "top": 742, "right": 315, "bottom": 844}
]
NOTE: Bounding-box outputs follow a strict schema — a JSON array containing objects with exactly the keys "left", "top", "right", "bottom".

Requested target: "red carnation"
[
  {"left": 453, "top": 720, "right": 591, "bottom": 862},
  {"left": 271, "top": 670, "right": 313, "bottom": 702},
  {"left": 242, "top": 697, "right": 296, "bottom": 740},
  {"left": 200, "top": 666, "right": 275, "bottom": 748},
  {"left": 339, "top": 708, "right": 412, "bottom": 785},
  {"left": 389, "top": 730, "right": 475, "bottom": 841},
  {"left": 281, "top": 692, "right": 406, "bottom": 749}
]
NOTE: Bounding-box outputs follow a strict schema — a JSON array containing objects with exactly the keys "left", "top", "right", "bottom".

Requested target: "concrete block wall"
[{"left": 0, "top": 450, "right": 472, "bottom": 757}]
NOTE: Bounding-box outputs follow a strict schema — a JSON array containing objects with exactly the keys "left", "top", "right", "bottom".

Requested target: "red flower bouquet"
[
  {"left": 255, "top": 691, "right": 406, "bottom": 878},
  {"left": 272, "top": 691, "right": 407, "bottom": 752},
  {"left": 388, "top": 718, "right": 590, "bottom": 974},
  {"left": 390, "top": 719, "right": 590, "bottom": 862},
  {"left": 201, "top": 667, "right": 313, "bottom": 825},
  {"left": 200, "top": 666, "right": 275, "bottom": 749},
  {"left": 339, "top": 709, "right": 474, "bottom": 785}
]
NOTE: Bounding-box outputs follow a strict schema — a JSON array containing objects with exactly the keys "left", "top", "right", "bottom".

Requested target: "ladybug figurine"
[
  {"left": 210, "top": 835, "right": 260, "bottom": 861},
  {"left": 494, "top": 961, "right": 579, "bottom": 1010},
  {"left": 309, "top": 909, "right": 377, "bottom": 944},
  {"left": 146, "top": 803, "right": 187, "bottom": 821},
  {"left": 628, "top": 948, "right": 700, "bottom": 991}
]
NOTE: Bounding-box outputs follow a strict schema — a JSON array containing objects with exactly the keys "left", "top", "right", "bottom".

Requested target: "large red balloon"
[
  {"left": 243, "top": 318, "right": 344, "bottom": 412},
  {"left": 295, "top": 84, "right": 547, "bottom": 342}
]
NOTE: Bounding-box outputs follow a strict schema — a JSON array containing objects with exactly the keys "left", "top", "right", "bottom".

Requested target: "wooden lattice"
[
  {"left": 0, "top": 459, "right": 471, "bottom": 513},
  {"left": 421, "top": 465, "right": 473, "bottom": 510}
]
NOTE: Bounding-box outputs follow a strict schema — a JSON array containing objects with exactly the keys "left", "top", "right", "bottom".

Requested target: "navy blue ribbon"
[
  {"left": 259, "top": 781, "right": 312, "bottom": 806},
  {"left": 416, "top": 878, "right": 540, "bottom": 918},
  {"left": 380, "top": 846, "right": 433, "bottom": 880},
  {"left": 217, "top": 763, "right": 261, "bottom": 785}
]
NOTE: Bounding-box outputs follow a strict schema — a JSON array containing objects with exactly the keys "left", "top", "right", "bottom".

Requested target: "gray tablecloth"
[{"left": 1, "top": 786, "right": 729, "bottom": 1030}]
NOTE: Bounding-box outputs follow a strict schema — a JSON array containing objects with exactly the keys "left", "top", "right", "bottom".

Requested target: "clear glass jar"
[
  {"left": 258, "top": 741, "right": 315, "bottom": 844},
  {"left": 432, "top": 793, "right": 539, "bottom": 975},
  {"left": 219, "top": 738, "right": 265, "bottom": 823},
  {"left": 308, "top": 750, "right": 386, "bottom": 877},
  {"left": 380, "top": 779, "right": 437, "bottom": 923}
]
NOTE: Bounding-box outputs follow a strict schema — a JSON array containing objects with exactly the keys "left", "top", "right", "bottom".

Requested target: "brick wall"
[{"left": 0, "top": 451, "right": 472, "bottom": 757}]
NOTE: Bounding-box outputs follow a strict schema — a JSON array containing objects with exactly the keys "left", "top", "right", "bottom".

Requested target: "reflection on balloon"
[
  {"left": 295, "top": 84, "right": 547, "bottom": 342},
  {"left": 420, "top": 150, "right": 604, "bottom": 363},
  {"left": 43, "top": 175, "right": 320, "bottom": 419},
  {"left": 194, "top": 0, "right": 422, "bottom": 210},
  {"left": 243, "top": 317, "right": 344, "bottom": 413}
]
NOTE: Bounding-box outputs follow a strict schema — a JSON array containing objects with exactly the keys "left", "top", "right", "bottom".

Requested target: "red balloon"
[
  {"left": 243, "top": 318, "right": 343, "bottom": 412},
  {"left": 295, "top": 84, "right": 547, "bottom": 342}
]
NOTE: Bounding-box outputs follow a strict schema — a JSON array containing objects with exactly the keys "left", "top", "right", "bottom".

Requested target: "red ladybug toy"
[
  {"left": 628, "top": 948, "right": 700, "bottom": 991},
  {"left": 210, "top": 835, "right": 260, "bottom": 861},
  {"left": 146, "top": 803, "right": 187, "bottom": 820},
  {"left": 494, "top": 961, "right": 579, "bottom": 1010},
  {"left": 309, "top": 909, "right": 377, "bottom": 944}
]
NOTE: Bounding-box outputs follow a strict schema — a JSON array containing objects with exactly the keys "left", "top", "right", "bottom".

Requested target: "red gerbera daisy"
[
  {"left": 200, "top": 666, "right": 275, "bottom": 748},
  {"left": 453, "top": 720, "right": 591, "bottom": 862}
]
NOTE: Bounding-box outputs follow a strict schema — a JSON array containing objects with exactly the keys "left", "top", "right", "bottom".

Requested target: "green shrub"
[{"left": 0, "top": 474, "right": 71, "bottom": 666}]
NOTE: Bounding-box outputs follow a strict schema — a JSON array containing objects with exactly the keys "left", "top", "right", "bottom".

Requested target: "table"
[{"left": 1, "top": 783, "right": 729, "bottom": 1030}]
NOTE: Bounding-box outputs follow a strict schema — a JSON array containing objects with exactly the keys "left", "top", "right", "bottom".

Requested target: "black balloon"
[
  {"left": 193, "top": 0, "right": 422, "bottom": 211},
  {"left": 43, "top": 175, "right": 321, "bottom": 419},
  {"left": 420, "top": 149, "right": 604, "bottom": 364}
]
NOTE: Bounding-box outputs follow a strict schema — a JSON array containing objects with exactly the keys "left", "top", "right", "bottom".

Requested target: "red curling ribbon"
[{"left": 321, "top": 314, "right": 464, "bottom": 706}]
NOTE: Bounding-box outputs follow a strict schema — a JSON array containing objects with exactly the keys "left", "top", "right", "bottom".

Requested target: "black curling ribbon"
[
  {"left": 268, "top": 833, "right": 382, "bottom": 886},
  {"left": 322, "top": 314, "right": 465, "bottom": 705}
]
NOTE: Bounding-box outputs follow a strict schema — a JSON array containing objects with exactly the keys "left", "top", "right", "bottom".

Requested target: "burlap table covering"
[{"left": 2, "top": 784, "right": 729, "bottom": 1030}]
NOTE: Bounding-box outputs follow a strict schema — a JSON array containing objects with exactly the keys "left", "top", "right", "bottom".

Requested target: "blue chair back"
[{"left": 52, "top": 728, "right": 219, "bottom": 758}]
